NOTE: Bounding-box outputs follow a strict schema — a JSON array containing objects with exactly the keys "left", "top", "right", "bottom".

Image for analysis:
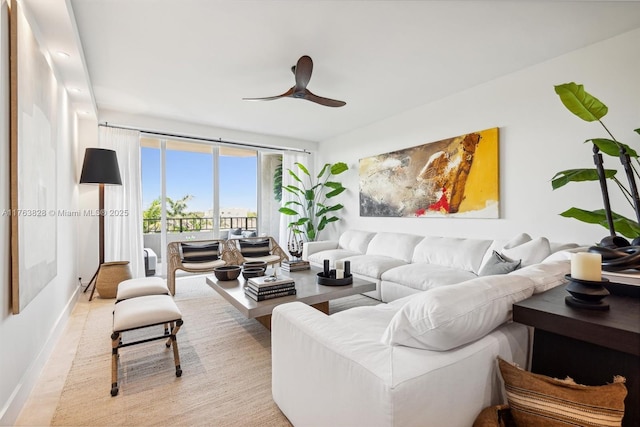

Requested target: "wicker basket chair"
[
  {"left": 167, "top": 239, "right": 232, "bottom": 295},
  {"left": 224, "top": 236, "right": 289, "bottom": 268}
]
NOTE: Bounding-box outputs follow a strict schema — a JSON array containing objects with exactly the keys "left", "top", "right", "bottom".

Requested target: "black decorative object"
[
  {"left": 317, "top": 271, "right": 353, "bottom": 286},
  {"left": 323, "top": 259, "right": 330, "bottom": 277},
  {"left": 287, "top": 227, "right": 304, "bottom": 260},
  {"left": 588, "top": 245, "right": 640, "bottom": 271},
  {"left": 344, "top": 260, "right": 350, "bottom": 277},
  {"left": 564, "top": 274, "right": 610, "bottom": 310}
]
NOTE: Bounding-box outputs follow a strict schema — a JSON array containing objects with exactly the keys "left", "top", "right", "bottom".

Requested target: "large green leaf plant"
[
  {"left": 552, "top": 82, "right": 640, "bottom": 239},
  {"left": 279, "top": 162, "right": 349, "bottom": 242}
]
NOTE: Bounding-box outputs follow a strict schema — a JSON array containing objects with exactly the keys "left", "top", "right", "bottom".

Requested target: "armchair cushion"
[
  {"left": 179, "top": 242, "right": 220, "bottom": 262},
  {"left": 239, "top": 239, "right": 271, "bottom": 257}
]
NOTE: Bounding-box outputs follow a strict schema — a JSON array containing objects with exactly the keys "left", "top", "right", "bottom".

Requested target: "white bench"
[{"left": 110, "top": 294, "right": 183, "bottom": 396}]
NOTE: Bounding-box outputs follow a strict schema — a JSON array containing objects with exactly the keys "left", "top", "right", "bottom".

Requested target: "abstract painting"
[
  {"left": 10, "top": 0, "right": 59, "bottom": 314},
  {"left": 359, "top": 128, "right": 499, "bottom": 218}
]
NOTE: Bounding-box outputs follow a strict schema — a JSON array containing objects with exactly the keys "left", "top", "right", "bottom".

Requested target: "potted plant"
[
  {"left": 279, "top": 162, "right": 348, "bottom": 242},
  {"left": 551, "top": 82, "right": 640, "bottom": 244}
]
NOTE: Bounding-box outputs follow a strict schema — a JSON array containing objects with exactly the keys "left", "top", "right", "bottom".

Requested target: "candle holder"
[{"left": 564, "top": 274, "right": 610, "bottom": 310}]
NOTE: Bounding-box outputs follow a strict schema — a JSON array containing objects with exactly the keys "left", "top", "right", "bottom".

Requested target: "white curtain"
[
  {"left": 279, "top": 151, "right": 313, "bottom": 250},
  {"left": 99, "top": 126, "right": 145, "bottom": 278}
]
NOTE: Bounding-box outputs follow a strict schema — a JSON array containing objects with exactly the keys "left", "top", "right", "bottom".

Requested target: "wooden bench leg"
[
  {"left": 170, "top": 320, "right": 183, "bottom": 377},
  {"left": 111, "top": 331, "right": 120, "bottom": 397}
]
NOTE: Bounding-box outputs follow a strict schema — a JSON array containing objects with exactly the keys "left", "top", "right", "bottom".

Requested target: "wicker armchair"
[
  {"left": 167, "top": 239, "right": 232, "bottom": 295},
  {"left": 224, "top": 236, "right": 289, "bottom": 267}
]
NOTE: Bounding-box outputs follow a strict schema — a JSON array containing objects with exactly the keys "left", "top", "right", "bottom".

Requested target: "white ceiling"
[{"left": 23, "top": 0, "right": 640, "bottom": 142}]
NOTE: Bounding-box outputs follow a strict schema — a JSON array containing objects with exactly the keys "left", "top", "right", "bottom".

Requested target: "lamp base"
[{"left": 564, "top": 274, "right": 610, "bottom": 311}]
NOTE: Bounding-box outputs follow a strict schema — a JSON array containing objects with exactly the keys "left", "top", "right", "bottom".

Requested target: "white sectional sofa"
[
  {"left": 273, "top": 230, "right": 580, "bottom": 426},
  {"left": 302, "top": 229, "right": 574, "bottom": 302}
]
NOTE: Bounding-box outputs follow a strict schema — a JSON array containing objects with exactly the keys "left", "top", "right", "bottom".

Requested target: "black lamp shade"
[{"left": 80, "top": 148, "right": 122, "bottom": 185}]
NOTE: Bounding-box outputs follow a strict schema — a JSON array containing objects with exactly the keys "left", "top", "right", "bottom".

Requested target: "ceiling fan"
[{"left": 243, "top": 55, "right": 346, "bottom": 107}]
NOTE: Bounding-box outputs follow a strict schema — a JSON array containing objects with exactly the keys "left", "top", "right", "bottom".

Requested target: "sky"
[{"left": 141, "top": 147, "right": 257, "bottom": 214}]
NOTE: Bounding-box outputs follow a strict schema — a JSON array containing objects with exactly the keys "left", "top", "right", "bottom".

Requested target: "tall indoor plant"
[
  {"left": 551, "top": 82, "right": 640, "bottom": 242},
  {"left": 279, "top": 162, "right": 348, "bottom": 242}
]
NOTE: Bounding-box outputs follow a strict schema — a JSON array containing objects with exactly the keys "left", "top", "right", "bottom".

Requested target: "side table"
[{"left": 513, "top": 284, "right": 640, "bottom": 427}]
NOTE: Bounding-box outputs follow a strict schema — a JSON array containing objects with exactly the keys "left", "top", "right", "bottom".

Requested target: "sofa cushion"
[
  {"left": 498, "top": 358, "right": 627, "bottom": 427},
  {"left": 307, "top": 249, "right": 362, "bottom": 266},
  {"left": 381, "top": 274, "right": 536, "bottom": 351},
  {"left": 501, "top": 237, "right": 551, "bottom": 267},
  {"left": 365, "top": 232, "right": 424, "bottom": 263},
  {"left": 330, "top": 300, "right": 402, "bottom": 341},
  {"left": 478, "top": 251, "right": 521, "bottom": 276},
  {"left": 503, "top": 232, "right": 532, "bottom": 249},
  {"left": 342, "top": 254, "right": 409, "bottom": 279},
  {"left": 381, "top": 263, "right": 478, "bottom": 292},
  {"left": 338, "top": 229, "right": 376, "bottom": 253},
  {"left": 508, "top": 259, "right": 570, "bottom": 294},
  {"left": 411, "top": 236, "right": 493, "bottom": 274}
]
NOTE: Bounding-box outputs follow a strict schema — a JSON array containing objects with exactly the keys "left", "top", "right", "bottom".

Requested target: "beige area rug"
[{"left": 52, "top": 275, "right": 379, "bottom": 426}]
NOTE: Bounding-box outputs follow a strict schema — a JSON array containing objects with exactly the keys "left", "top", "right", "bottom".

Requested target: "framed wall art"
[
  {"left": 10, "top": 0, "right": 59, "bottom": 314},
  {"left": 359, "top": 127, "right": 499, "bottom": 219}
]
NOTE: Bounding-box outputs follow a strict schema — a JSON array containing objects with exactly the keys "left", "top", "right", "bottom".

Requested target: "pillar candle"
[
  {"left": 335, "top": 260, "right": 344, "bottom": 270},
  {"left": 336, "top": 268, "right": 344, "bottom": 279},
  {"left": 323, "top": 259, "right": 330, "bottom": 277},
  {"left": 571, "top": 252, "right": 602, "bottom": 281}
]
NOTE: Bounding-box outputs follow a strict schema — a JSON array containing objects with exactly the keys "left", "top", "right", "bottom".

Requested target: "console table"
[{"left": 513, "top": 285, "right": 640, "bottom": 427}]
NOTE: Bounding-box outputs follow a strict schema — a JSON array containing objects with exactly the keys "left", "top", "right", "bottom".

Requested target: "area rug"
[{"left": 51, "top": 275, "right": 378, "bottom": 426}]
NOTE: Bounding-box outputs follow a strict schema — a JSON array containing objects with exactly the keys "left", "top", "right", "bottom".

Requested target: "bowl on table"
[
  {"left": 242, "top": 267, "right": 266, "bottom": 280},
  {"left": 242, "top": 260, "right": 268, "bottom": 270},
  {"left": 213, "top": 265, "right": 241, "bottom": 281}
]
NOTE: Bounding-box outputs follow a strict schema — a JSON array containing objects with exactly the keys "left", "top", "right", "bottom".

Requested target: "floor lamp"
[{"left": 80, "top": 148, "right": 122, "bottom": 300}]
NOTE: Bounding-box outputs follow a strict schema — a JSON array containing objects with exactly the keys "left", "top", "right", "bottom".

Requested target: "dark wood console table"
[{"left": 513, "top": 285, "right": 640, "bottom": 427}]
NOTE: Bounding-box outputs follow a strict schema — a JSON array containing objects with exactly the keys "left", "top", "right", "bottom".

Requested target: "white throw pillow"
[
  {"left": 381, "top": 275, "right": 536, "bottom": 351},
  {"left": 501, "top": 237, "right": 551, "bottom": 267},
  {"left": 503, "top": 232, "right": 532, "bottom": 249}
]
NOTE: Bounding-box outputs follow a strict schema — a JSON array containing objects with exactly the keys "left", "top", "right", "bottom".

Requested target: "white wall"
[
  {"left": 318, "top": 29, "right": 640, "bottom": 246},
  {"left": 0, "top": 1, "right": 81, "bottom": 423}
]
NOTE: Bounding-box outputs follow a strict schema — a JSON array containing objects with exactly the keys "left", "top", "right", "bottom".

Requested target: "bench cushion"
[
  {"left": 116, "top": 277, "right": 169, "bottom": 300},
  {"left": 113, "top": 295, "right": 182, "bottom": 332}
]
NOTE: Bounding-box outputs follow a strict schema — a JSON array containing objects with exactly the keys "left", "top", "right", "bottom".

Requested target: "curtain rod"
[{"left": 98, "top": 122, "right": 311, "bottom": 154}]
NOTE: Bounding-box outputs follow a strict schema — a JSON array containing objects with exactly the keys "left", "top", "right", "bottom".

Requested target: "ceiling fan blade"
[
  {"left": 242, "top": 87, "right": 294, "bottom": 101},
  {"left": 244, "top": 56, "right": 345, "bottom": 107},
  {"left": 303, "top": 88, "right": 346, "bottom": 108},
  {"left": 293, "top": 55, "right": 313, "bottom": 91}
]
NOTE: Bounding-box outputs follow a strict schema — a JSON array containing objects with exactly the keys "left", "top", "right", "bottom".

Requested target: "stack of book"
[
  {"left": 245, "top": 275, "right": 296, "bottom": 301},
  {"left": 281, "top": 259, "right": 310, "bottom": 272}
]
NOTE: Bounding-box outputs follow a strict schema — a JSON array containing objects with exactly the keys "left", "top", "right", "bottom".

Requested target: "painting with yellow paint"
[{"left": 359, "top": 128, "right": 499, "bottom": 218}]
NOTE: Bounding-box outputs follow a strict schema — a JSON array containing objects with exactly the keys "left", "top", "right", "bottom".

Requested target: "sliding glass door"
[{"left": 141, "top": 137, "right": 258, "bottom": 276}]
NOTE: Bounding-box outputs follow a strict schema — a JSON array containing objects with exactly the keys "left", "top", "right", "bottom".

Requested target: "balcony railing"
[{"left": 143, "top": 216, "right": 257, "bottom": 233}]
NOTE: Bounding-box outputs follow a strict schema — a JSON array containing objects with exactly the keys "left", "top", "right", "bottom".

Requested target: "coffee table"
[{"left": 205, "top": 267, "right": 376, "bottom": 329}]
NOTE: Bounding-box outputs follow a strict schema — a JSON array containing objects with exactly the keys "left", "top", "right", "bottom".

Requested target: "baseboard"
[{"left": 0, "top": 285, "right": 81, "bottom": 425}]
